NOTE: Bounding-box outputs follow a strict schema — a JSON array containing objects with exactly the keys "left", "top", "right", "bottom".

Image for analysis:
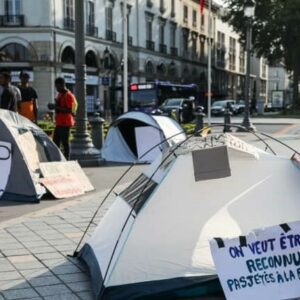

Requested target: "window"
[
  {"left": 183, "top": 5, "right": 188, "bottom": 23},
  {"left": 200, "top": 36, "right": 205, "bottom": 59},
  {"left": 217, "top": 31, "right": 225, "bottom": 68},
  {"left": 192, "top": 10, "right": 197, "bottom": 27},
  {"left": 192, "top": 35, "right": 197, "bottom": 57},
  {"left": 182, "top": 29, "right": 189, "bottom": 53},
  {"left": 171, "top": 0, "right": 175, "bottom": 17},
  {"left": 170, "top": 22, "right": 177, "bottom": 48},
  {"left": 106, "top": 7, "right": 113, "bottom": 31},
  {"left": 239, "top": 48, "right": 245, "bottom": 73},
  {"left": 201, "top": 13, "right": 205, "bottom": 27},
  {"left": 159, "top": 24, "right": 165, "bottom": 45},
  {"left": 260, "top": 80, "right": 267, "bottom": 95},
  {"left": 145, "top": 13, "right": 153, "bottom": 42},
  {"left": 0, "top": 43, "right": 31, "bottom": 62},
  {"left": 87, "top": 1, "right": 95, "bottom": 25},
  {"left": 229, "top": 37, "right": 236, "bottom": 71},
  {"left": 64, "top": 0, "right": 74, "bottom": 20},
  {"left": 159, "top": 0, "right": 165, "bottom": 13},
  {"left": 5, "top": 0, "right": 21, "bottom": 15}
]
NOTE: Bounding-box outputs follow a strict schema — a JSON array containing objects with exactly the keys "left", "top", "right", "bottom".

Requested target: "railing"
[
  {"left": 86, "top": 24, "right": 98, "bottom": 37},
  {"left": 159, "top": 44, "right": 167, "bottom": 54},
  {"left": 146, "top": 40, "right": 155, "bottom": 51},
  {"left": 0, "top": 15, "right": 24, "bottom": 26},
  {"left": 106, "top": 30, "right": 117, "bottom": 42},
  {"left": 63, "top": 18, "right": 75, "bottom": 31},
  {"left": 170, "top": 47, "right": 178, "bottom": 56}
]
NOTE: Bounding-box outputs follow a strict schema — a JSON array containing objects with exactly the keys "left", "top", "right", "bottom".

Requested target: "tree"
[{"left": 223, "top": 0, "right": 300, "bottom": 108}]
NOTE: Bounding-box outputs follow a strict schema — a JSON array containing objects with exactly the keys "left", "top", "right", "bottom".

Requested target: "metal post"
[
  {"left": 207, "top": 0, "right": 212, "bottom": 126},
  {"left": 70, "top": 0, "right": 101, "bottom": 166},
  {"left": 89, "top": 113, "right": 105, "bottom": 150},
  {"left": 239, "top": 21, "right": 256, "bottom": 131},
  {"left": 123, "top": 0, "right": 128, "bottom": 113}
]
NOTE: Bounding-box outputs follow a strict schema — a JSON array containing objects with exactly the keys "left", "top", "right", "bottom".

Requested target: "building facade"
[{"left": 0, "top": 0, "right": 269, "bottom": 117}]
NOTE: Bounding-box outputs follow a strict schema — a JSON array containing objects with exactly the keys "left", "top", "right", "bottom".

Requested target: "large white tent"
[
  {"left": 101, "top": 112, "right": 186, "bottom": 163},
  {"left": 79, "top": 134, "right": 300, "bottom": 299}
]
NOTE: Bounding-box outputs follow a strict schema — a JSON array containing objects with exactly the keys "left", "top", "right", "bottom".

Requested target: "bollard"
[
  {"left": 89, "top": 113, "right": 105, "bottom": 150},
  {"left": 194, "top": 109, "right": 206, "bottom": 136},
  {"left": 223, "top": 109, "right": 232, "bottom": 132}
]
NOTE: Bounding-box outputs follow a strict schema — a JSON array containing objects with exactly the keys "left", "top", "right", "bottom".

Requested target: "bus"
[{"left": 129, "top": 81, "right": 200, "bottom": 113}]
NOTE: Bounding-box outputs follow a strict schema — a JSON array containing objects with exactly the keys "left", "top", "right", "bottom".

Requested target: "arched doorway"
[
  {"left": 61, "top": 46, "right": 75, "bottom": 64},
  {"left": 0, "top": 43, "right": 32, "bottom": 62}
]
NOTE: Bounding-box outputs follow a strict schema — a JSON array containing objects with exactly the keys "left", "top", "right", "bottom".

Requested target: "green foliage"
[{"left": 223, "top": 0, "right": 300, "bottom": 107}]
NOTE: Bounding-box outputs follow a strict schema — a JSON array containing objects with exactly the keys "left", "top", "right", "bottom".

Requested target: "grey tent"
[
  {"left": 101, "top": 112, "right": 186, "bottom": 163},
  {"left": 0, "top": 109, "right": 65, "bottom": 202}
]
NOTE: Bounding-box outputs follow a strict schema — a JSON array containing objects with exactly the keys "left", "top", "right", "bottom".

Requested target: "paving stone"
[
  {"left": 0, "top": 243, "right": 25, "bottom": 250},
  {"left": 35, "top": 252, "right": 64, "bottom": 261},
  {"left": 22, "top": 240, "right": 49, "bottom": 248},
  {"left": 44, "top": 293, "right": 80, "bottom": 300},
  {"left": 77, "top": 291, "right": 94, "bottom": 300},
  {"left": 0, "top": 258, "right": 16, "bottom": 271},
  {"left": 58, "top": 273, "right": 89, "bottom": 283},
  {"left": 42, "top": 258, "right": 67, "bottom": 267},
  {"left": 0, "top": 294, "right": 4, "bottom": 300},
  {"left": 35, "top": 284, "right": 71, "bottom": 297},
  {"left": 53, "top": 244, "right": 76, "bottom": 252},
  {"left": 51, "top": 264, "right": 82, "bottom": 275},
  {"left": 2, "top": 287, "right": 39, "bottom": 300},
  {"left": 0, "top": 279, "right": 30, "bottom": 290},
  {"left": 20, "top": 268, "right": 52, "bottom": 279},
  {"left": 29, "top": 275, "right": 61, "bottom": 287},
  {"left": 8, "top": 255, "right": 37, "bottom": 263},
  {"left": 47, "top": 239, "right": 75, "bottom": 246},
  {"left": 16, "top": 236, "right": 44, "bottom": 242},
  {"left": 10, "top": 261, "right": 44, "bottom": 270},
  {"left": 2, "top": 248, "right": 31, "bottom": 256},
  {"left": 66, "top": 281, "right": 92, "bottom": 292},
  {"left": 29, "top": 247, "right": 56, "bottom": 254},
  {"left": 0, "top": 271, "right": 22, "bottom": 281}
]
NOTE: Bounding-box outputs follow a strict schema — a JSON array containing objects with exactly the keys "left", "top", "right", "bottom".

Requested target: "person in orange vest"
[
  {"left": 48, "top": 77, "right": 75, "bottom": 159},
  {"left": 18, "top": 72, "right": 38, "bottom": 122}
]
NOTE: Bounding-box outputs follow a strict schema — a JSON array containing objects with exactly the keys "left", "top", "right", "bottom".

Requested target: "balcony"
[
  {"left": 86, "top": 24, "right": 98, "bottom": 37},
  {"left": 106, "top": 30, "right": 116, "bottom": 42},
  {"left": 146, "top": 40, "right": 155, "bottom": 51},
  {"left": 128, "top": 36, "right": 133, "bottom": 46},
  {"left": 0, "top": 15, "right": 24, "bottom": 27},
  {"left": 170, "top": 47, "right": 178, "bottom": 56},
  {"left": 63, "top": 18, "right": 75, "bottom": 31},
  {"left": 159, "top": 44, "right": 167, "bottom": 54}
]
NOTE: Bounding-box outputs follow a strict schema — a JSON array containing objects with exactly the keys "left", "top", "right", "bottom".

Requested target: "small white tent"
[
  {"left": 101, "top": 112, "right": 186, "bottom": 163},
  {"left": 79, "top": 134, "right": 300, "bottom": 299}
]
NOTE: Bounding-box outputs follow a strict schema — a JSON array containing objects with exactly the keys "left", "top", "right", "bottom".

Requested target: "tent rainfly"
[
  {"left": 101, "top": 112, "right": 186, "bottom": 163},
  {"left": 0, "top": 109, "right": 65, "bottom": 202},
  {"left": 79, "top": 134, "right": 300, "bottom": 299}
]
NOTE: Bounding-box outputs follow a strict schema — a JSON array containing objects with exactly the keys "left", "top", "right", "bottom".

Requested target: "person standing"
[
  {"left": 50, "top": 77, "right": 75, "bottom": 159},
  {"left": 0, "top": 72, "right": 18, "bottom": 112},
  {"left": 18, "top": 72, "right": 38, "bottom": 122}
]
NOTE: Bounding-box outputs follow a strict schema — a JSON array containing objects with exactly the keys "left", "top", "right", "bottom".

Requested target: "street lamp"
[
  {"left": 240, "top": 0, "right": 256, "bottom": 132},
  {"left": 70, "top": 0, "right": 101, "bottom": 166}
]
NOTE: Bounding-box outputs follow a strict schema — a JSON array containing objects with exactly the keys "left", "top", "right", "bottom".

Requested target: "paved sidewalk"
[{"left": 0, "top": 185, "right": 122, "bottom": 300}]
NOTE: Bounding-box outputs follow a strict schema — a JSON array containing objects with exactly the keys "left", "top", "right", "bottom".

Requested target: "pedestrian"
[
  {"left": 49, "top": 77, "right": 75, "bottom": 159},
  {"left": 18, "top": 72, "right": 38, "bottom": 122},
  {"left": 0, "top": 72, "right": 18, "bottom": 112}
]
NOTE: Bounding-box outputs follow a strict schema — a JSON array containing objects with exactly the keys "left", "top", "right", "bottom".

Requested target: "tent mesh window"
[{"left": 120, "top": 174, "right": 157, "bottom": 214}]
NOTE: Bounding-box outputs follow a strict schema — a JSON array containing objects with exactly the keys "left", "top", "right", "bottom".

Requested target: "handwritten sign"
[
  {"left": 39, "top": 175, "right": 84, "bottom": 199},
  {"left": 39, "top": 161, "right": 94, "bottom": 192},
  {"left": 210, "top": 220, "right": 300, "bottom": 300}
]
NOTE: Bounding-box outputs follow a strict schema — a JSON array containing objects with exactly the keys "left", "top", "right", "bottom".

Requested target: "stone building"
[{"left": 0, "top": 0, "right": 268, "bottom": 117}]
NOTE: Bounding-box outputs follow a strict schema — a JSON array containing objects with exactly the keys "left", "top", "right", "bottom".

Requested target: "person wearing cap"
[{"left": 18, "top": 72, "right": 38, "bottom": 122}]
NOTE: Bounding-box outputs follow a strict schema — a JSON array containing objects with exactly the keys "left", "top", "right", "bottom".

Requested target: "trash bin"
[{"left": 257, "top": 100, "right": 265, "bottom": 115}]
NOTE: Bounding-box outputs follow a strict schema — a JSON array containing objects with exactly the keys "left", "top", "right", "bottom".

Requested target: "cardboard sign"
[
  {"left": 210, "top": 221, "right": 300, "bottom": 300},
  {"left": 39, "top": 175, "right": 84, "bottom": 199},
  {"left": 39, "top": 161, "right": 94, "bottom": 192}
]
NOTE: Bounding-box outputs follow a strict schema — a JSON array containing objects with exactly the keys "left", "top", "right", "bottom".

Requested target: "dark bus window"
[{"left": 130, "top": 89, "right": 156, "bottom": 107}]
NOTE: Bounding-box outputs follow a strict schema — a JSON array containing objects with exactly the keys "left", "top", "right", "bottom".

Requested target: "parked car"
[
  {"left": 159, "top": 98, "right": 195, "bottom": 123},
  {"left": 211, "top": 100, "right": 236, "bottom": 116},
  {"left": 233, "top": 100, "right": 245, "bottom": 114}
]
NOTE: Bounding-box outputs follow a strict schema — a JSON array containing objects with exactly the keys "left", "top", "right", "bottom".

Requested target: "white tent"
[
  {"left": 79, "top": 134, "right": 300, "bottom": 299},
  {"left": 101, "top": 112, "right": 186, "bottom": 163}
]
